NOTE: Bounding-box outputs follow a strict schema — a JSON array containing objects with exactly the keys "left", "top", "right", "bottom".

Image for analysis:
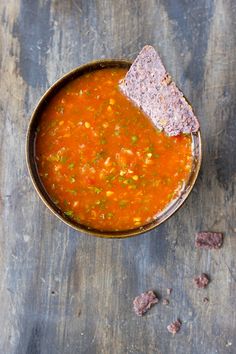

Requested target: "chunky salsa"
[{"left": 35, "top": 68, "right": 193, "bottom": 231}]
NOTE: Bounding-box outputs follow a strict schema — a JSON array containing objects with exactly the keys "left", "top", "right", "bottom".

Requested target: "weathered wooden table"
[{"left": 1, "top": 1, "right": 236, "bottom": 353}]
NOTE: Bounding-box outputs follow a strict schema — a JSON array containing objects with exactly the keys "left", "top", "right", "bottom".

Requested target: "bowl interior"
[{"left": 26, "top": 60, "right": 202, "bottom": 238}]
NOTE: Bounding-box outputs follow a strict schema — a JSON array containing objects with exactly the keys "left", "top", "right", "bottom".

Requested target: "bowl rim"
[{"left": 26, "top": 59, "right": 202, "bottom": 238}]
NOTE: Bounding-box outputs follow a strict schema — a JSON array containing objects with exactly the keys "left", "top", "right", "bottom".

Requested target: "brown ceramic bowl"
[{"left": 26, "top": 59, "right": 202, "bottom": 238}]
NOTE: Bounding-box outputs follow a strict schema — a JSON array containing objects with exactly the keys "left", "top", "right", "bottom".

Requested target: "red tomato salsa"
[{"left": 35, "top": 68, "right": 193, "bottom": 231}]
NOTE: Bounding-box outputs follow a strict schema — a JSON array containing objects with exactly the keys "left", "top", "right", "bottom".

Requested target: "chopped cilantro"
[
  {"left": 119, "top": 200, "right": 128, "bottom": 207},
  {"left": 70, "top": 176, "right": 76, "bottom": 183},
  {"left": 68, "top": 163, "right": 75, "bottom": 170},
  {"left": 67, "top": 189, "right": 77, "bottom": 195},
  {"left": 94, "top": 187, "right": 102, "bottom": 194},
  {"left": 106, "top": 174, "right": 116, "bottom": 182},
  {"left": 153, "top": 153, "right": 160, "bottom": 158},
  {"left": 74, "top": 216, "right": 80, "bottom": 223},
  {"left": 88, "top": 186, "right": 102, "bottom": 194},
  {"left": 64, "top": 210, "right": 73, "bottom": 217},
  {"left": 131, "top": 135, "right": 138, "bottom": 144},
  {"left": 100, "top": 138, "right": 107, "bottom": 145},
  {"left": 118, "top": 176, "right": 125, "bottom": 182},
  {"left": 60, "top": 156, "right": 67, "bottom": 164},
  {"left": 95, "top": 199, "right": 106, "bottom": 209},
  {"left": 47, "top": 154, "right": 60, "bottom": 162},
  {"left": 92, "top": 151, "right": 105, "bottom": 164},
  {"left": 125, "top": 178, "right": 135, "bottom": 185}
]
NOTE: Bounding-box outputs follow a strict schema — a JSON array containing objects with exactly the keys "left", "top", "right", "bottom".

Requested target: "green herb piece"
[
  {"left": 94, "top": 187, "right": 102, "bottom": 194},
  {"left": 36, "top": 126, "right": 41, "bottom": 133},
  {"left": 47, "top": 154, "right": 60, "bottom": 162},
  {"left": 144, "top": 145, "right": 154, "bottom": 153},
  {"left": 67, "top": 189, "right": 77, "bottom": 195},
  {"left": 153, "top": 153, "right": 160, "bottom": 158},
  {"left": 167, "top": 193, "right": 174, "bottom": 199},
  {"left": 125, "top": 178, "right": 135, "bottom": 185},
  {"left": 60, "top": 156, "right": 67, "bottom": 164},
  {"left": 64, "top": 210, "right": 73, "bottom": 217},
  {"left": 92, "top": 151, "right": 105, "bottom": 164},
  {"left": 95, "top": 199, "right": 106, "bottom": 209},
  {"left": 88, "top": 186, "right": 102, "bottom": 194},
  {"left": 74, "top": 216, "right": 80, "bottom": 223},
  {"left": 70, "top": 176, "right": 76, "bottom": 183},
  {"left": 118, "top": 176, "right": 125, "bottom": 182},
  {"left": 119, "top": 200, "right": 128, "bottom": 208},
  {"left": 107, "top": 212, "right": 114, "bottom": 218},
  {"left": 131, "top": 135, "right": 138, "bottom": 144},
  {"left": 86, "top": 90, "right": 91, "bottom": 96},
  {"left": 106, "top": 174, "right": 116, "bottom": 182},
  {"left": 114, "top": 130, "right": 120, "bottom": 136},
  {"left": 68, "top": 163, "right": 75, "bottom": 170},
  {"left": 100, "top": 138, "right": 107, "bottom": 145}
]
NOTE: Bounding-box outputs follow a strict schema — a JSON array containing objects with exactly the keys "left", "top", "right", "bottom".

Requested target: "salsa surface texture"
[{"left": 35, "top": 68, "right": 193, "bottom": 231}]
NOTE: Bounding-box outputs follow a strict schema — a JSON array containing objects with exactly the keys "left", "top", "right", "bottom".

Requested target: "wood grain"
[{"left": 0, "top": 0, "right": 236, "bottom": 353}]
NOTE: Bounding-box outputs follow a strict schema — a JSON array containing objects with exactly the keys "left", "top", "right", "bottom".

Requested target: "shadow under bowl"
[{"left": 26, "top": 59, "right": 202, "bottom": 238}]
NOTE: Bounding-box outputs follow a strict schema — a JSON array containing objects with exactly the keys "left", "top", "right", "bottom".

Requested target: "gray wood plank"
[{"left": 0, "top": 0, "right": 236, "bottom": 353}]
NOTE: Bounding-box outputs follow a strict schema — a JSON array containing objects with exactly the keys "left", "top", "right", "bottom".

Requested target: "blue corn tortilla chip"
[{"left": 119, "top": 45, "right": 199, "bottom": 136}]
